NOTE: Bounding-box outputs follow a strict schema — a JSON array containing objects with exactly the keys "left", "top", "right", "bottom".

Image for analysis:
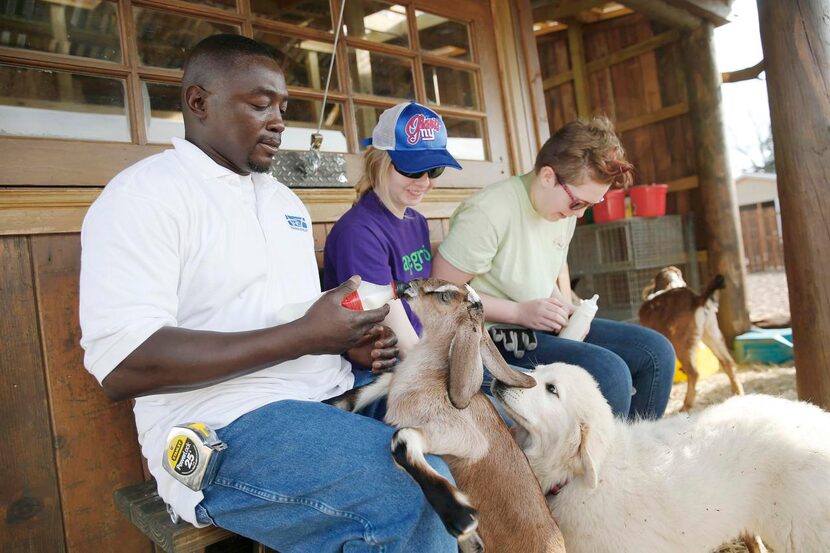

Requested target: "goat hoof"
[
  {"left": 458, "top": 530, "right": 484, "bottom": 553},
  {"left": 444, "top": 503, "right": 478, "bottom": 539}
]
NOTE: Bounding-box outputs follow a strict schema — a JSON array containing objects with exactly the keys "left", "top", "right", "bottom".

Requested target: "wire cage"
[{"left": 569, "top": 215, "right": 688, "bottom": 275}]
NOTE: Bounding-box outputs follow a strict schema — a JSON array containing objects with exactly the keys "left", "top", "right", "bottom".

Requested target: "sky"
[{"left": 712, "top": 0, "right": 772, "bottom": 175}]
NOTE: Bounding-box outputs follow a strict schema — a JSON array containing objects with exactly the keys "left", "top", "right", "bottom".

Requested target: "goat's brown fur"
[
  {"left": 638, "top": 267, "right": 744, "bottom": 411},
  {"left": 391, "top": 279, "right": 564, "bottom": 552},
  {"left": 333, "top": 279, "right": 565, "bottom": 552}
]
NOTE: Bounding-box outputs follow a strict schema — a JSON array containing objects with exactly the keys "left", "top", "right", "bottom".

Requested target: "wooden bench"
[{"left": 114, "top": 479, "right": 270, "bottom": 553}]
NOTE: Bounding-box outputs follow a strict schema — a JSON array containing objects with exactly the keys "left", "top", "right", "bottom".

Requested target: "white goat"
[{"left": 328, "top": 278, "right": 565, "bottom": 553}]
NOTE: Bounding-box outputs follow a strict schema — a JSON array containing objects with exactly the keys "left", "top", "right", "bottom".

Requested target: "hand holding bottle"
[
  {"left": 515, "top": 298, "right": 571, "bottom": 331},
  {"left": 297, "top": 276, "right": 391, "bottom": 355}
]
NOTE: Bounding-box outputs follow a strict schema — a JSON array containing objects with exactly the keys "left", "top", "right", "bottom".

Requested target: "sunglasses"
[
  {"left": 559, "top": 179, "right": 604, "bottom": 211},
  {"left": 392, "top": 163, "right": 446, "bottom": 180}
]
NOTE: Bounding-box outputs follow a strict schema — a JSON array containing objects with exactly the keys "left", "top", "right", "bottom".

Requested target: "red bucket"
[
  {"left": 592, "top": 189, "right": 626, "bottom": 224},
  {"left": 630, "top": 184, "right": 668, "bottom": 218}
]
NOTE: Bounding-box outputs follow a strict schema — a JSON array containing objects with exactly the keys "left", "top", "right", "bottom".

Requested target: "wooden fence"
[{"left": 740, "top": 201, "right": 784, "bottom": 272}]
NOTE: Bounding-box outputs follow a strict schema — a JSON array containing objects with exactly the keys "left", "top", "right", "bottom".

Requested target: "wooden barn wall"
[
  {"left": 536, "top": 13, "right": 707, "bottom": 251},
  {"left": 0, "top": 233, "right": 151, "bottom": 553}
]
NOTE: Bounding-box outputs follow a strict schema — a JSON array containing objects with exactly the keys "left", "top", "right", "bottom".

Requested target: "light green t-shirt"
[{"left": 438, "top": 174, "right": 576, "bottom": 306}]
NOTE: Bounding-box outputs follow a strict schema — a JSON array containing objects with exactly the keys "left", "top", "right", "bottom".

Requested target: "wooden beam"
[
  {"left": 616, "top": 102, "right": 689, "bottom": 132},
  {"left": 567, "top": 21, "right": 591, "bottom": 118},
  {"left": 543, "top": 70, "right": 574, "bottom": 91},
  {"left": 492, "top": 0, "right": 539, "bottom": 173},
  {"left": 758, "top": 0, "right": 830, "bottom": 408},
  {"left": 516, "top": 0, "right": 552, "bottom": 147},
  {"left": 0, "top": 137, "right": 502, "bottom": 190},
  {"left": 682, "top": 22, "right": 750, "bottom": 343},
  {"left": 620, "top": 0, "right": 702, "bottom": 29},
  {"left": 0, "top": 187, "right": 478, "bottom": 234},
  {"left": 721, "top": 59, "right": 765, "bottom": 83},
  {"left": 532, "top": 0, "right": 607, "bottom": 22},
  {"left": 585, "top": 30, "right": 681, "bottom": 73},
  {"left": 662, "top": 0, "right": 732, "bottom": 26},
  {"left": 666, "top": 175, "right": 698, "bottom": 192}
]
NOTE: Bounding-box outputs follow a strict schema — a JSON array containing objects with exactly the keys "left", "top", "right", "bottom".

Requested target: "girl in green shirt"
[{"left": 434, "top": 117, "right": 676, "bottom": 419}]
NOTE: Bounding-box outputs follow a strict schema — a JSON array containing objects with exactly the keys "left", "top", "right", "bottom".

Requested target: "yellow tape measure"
[{"left": 162, "top": 423, "right": 226, "bottom": 491}]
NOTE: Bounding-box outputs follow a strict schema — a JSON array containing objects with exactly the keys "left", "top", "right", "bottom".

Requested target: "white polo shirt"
[{"left": 79, "top": 137, "right": 353, "bottom": 525}]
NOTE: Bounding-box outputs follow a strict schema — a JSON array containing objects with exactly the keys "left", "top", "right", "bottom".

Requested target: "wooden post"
[
  {"left": 491, "top": 0, "right": 548, "bottom": 173},
  {"left": 567, "top": 21, "right": 591, "bottom": 119},
  {"left": 757, "top": 0, "right": 830, "bottom": 408},
  {"left": 682, "top": 22, "right": 750, "bottom": 344}
]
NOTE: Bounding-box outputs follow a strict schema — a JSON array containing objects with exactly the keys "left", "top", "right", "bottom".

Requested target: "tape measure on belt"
[{"left": 162, "top": 422, "right": 227, "bottom": 491}]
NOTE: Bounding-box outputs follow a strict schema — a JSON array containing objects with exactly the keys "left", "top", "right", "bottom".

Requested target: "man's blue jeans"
[
  {"left": 195, "top": 398, "right": 457, "bottom": 553},
  {"left": 493, "top": 318, "right": 676, "bottom": 419}
]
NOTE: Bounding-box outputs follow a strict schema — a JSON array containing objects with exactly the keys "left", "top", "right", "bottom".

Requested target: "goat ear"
[
  {"left": 577, "top": 422, "right": 599, "bottom": 489},
  {"left": 448, "top": 323, "right": 484, "bottom": 409},
  {"left": 479, "top": 329, "right": 536, "bottom": 389}
]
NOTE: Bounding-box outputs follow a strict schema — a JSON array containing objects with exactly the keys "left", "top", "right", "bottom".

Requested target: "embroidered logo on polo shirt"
[{"left": 284, "top": 214, "right": 309, "bottom": 231}]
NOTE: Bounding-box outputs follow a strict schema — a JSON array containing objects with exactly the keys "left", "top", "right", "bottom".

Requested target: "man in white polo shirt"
[{"left": 79, "top": 34, "right": 456, "bottom": 553}]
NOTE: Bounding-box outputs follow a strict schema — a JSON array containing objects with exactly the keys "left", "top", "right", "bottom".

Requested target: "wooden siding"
[
  {"left": 1, "top": 234, "right": 150, "bottom": 553},
  {"left": 536, "top": 13, "right": 706, "bottom": 249}
]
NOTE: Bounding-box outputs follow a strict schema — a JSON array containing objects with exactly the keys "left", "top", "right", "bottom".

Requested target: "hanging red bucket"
[
  {"left": 592, "top": 189, "right": 626, "bottom": 223},
  {"left": 630, "top": 184, "right": 668, "bottom": 217}
]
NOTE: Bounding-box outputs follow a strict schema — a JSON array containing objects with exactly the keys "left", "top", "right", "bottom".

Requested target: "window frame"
[{"left": 0, "top": 0, "right": 511, "bottom": 189}]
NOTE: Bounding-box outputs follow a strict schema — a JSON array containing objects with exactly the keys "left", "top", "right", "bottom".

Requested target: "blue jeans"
[
  {"left": 195, "top": 399, "right": 457, "bottom": 553},
  {"left": 493, "top": 318, "right": 676, "bottom": 419}
]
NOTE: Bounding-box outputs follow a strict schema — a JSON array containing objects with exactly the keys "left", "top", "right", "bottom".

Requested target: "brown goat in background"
[{"left": 639, "top": 267, "right": 744, "bottom": 411}]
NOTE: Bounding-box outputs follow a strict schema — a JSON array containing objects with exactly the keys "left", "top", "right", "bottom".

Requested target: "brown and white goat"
[
  {"left": 638, "top": 267, "right": 744, "bottom": 411},
  {"left": 329, "top": 279, "right": 566, "bottom": 553}
]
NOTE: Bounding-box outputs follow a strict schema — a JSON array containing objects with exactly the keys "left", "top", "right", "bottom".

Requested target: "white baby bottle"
[
  {"left": 277, "top": 281, "right": 404, "bottom": 323},
  {"left": 558, "top": 294, "right": 599, "bottom": 341}
]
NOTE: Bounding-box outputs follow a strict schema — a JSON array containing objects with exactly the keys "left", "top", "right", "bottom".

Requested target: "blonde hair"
[
  {"left": 355, "top": 147, "right": 394, "bottom": 199},
  {"left": 534, "top": 116, "right": 634, "bottom": 189}
]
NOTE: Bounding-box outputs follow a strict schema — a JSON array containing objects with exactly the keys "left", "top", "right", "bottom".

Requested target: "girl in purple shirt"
[{"left": 324, "top": 101, "right": 461, "bottom": 361}]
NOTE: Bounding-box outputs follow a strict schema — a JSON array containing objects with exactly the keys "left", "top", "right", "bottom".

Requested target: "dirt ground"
[{"left": 663, "top": 270, "right": 793, "bottom": 553}]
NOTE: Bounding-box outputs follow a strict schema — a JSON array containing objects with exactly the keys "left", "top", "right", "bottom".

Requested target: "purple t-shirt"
[{"left": 324, "top": 190, "right": 432, "bottom": 334}]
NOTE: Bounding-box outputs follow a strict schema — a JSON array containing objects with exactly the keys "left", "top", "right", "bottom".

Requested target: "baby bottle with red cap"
[{"left": 277, "top": 281, "right": 405, "bottom": 322}]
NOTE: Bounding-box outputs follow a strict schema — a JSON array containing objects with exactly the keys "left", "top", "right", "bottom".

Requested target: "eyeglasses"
[
  {"left": 392, "top": 162, "right": 445, "bottom": 180},
  {"left": 559, "top": 179, "right": 604, "bottom": 211}
]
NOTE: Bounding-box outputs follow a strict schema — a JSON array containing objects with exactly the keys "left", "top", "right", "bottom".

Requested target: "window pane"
[
  {"left": 424, "top": 64, "right": 478, "bottom": 110},
  {"left": 143, "top": 81, "right": 183, "bottom": 144},
  {"left": 443, "top": 116, "right": 485, "bottom": 160},
  {"left": 281, "top": 98, "right": 346, "bottom": 152},
  {"left": 251, "top": 0, "right": 332, "bottom": 31},
  {"left": 348, "top": 48, "right": 413, "bottom": 99},
  {"left": 354, "top": 105, "right": 384, "bottom": 149},
  {"left": 344, "top": 1, "right": 409, "bottom": 48},
  {"left": 0, "top": 0, "right": 121, "bottom": 62},
  {"left": 255, "top": 32, "right": 338, "bottom": 92},
  {"left": 0, "top": 64, "right": 129, "bottom": 141},
  {"left": 417, "top": 13, "right": 471, "bottom": 61},
  {"left": 134, "top": 8, "right": 238, "bottom": 69}
]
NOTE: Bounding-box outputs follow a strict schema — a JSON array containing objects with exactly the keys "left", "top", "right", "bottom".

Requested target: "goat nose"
[{"left": 395, "top": 280, "right": 418, "bottom": 299}]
